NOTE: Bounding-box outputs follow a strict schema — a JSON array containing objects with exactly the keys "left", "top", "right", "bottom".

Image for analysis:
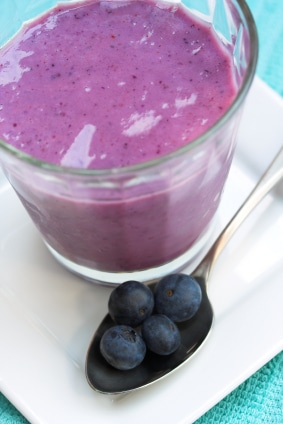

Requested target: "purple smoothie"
[{"left": 0, "top": 0, "right": 238, "bottom": 274}]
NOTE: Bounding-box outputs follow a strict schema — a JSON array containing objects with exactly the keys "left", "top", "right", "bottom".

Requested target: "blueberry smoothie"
[{"left": 0, "top": 0, "right": 239, "bottom": 275}]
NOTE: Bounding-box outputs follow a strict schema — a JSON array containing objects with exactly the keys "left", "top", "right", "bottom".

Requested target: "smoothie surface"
[{"left": 0, "top": 0, "right": 236, "bottom": 169}]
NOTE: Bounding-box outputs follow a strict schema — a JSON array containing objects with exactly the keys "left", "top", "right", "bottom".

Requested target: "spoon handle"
[{"left": 194, "top": 146, "right": 283, "bottom": 281}]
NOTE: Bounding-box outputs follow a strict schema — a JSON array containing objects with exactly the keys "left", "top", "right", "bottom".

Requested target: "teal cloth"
[
  {"left": 247, "top": 0, "right": 283, "bottom": 97},
  {"left": 195, "top": 352, "right": 283, "bottom": 424},
  {"left": 1, "top": 0, "right": 283, "bottom": 423}
]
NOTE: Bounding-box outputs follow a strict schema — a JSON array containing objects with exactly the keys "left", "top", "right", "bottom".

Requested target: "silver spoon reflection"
[{"left": 85, "top": 147, "right": 283, "bottom": 394}]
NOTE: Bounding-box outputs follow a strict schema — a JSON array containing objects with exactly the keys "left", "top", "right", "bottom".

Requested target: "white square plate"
[{"left": 0, "top": 77, "right": 283, "bottom": 423}]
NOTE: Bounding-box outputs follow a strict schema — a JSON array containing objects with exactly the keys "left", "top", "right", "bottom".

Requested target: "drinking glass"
[{"left": 0, "top": 0, "right": 258, "bottom": 285}]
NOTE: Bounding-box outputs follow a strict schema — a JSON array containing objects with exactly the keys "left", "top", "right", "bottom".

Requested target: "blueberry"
[
  {"left": 154, "top": 273, "right": 202, "bottom": 322},
  {"left": 100, "top": 325, "right": 146, "bottom": 370},
  {"left": 108, "top": 280, "right": 154, "bottom": 327},
  {"left": 141, "top": 314, "right": 181, "bottom": 355}
]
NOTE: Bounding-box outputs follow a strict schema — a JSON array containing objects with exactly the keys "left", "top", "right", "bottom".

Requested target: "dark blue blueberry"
[
  {"left": 141, "top": 314, "right": 181, "bottom": 355},
  {"left": 108, "top": 280, "right": 154, "bottom": 327},
  {"left": 100, "top": 325, "right": 146, "bottom": 370},
  {"left": 154, "top": 273, "right": 202, "bottom": 322}
]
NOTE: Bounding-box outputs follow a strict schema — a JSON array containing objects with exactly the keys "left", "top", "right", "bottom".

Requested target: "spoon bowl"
[
  {"left": 86, "top": 147, "right": 283, "bottom": 394},
  {"left": 86, "top": 275, "right": 212, "bottom": 394}
]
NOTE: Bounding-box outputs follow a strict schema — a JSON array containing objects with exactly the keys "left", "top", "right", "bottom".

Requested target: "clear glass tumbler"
[{"left": 0, "top": 0, "right": 258, "bottom": 285}]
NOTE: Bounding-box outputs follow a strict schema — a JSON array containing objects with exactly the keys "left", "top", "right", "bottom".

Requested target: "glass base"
[{"left": 44, "top": 223, "right": 215, "bottom": 286}]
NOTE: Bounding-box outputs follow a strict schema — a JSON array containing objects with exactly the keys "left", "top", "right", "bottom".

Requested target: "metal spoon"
[{"left": 85, "top": 146, "right": 283, "bottom": 394}]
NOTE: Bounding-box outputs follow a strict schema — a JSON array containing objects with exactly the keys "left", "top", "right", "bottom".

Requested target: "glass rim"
[{"left": 0, "top": 0, "right": 258, "bottom": 177}]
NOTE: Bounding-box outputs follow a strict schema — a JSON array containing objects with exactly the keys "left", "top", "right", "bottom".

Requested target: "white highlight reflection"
[
  {"left": 122, "top": 110, "right": 162, "bottom": 136},
  {"left": 61, "top": 124, "right": 96, "bottom": 168}
]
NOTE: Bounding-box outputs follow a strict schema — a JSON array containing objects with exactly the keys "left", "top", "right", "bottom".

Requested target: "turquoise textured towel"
[
  {"left": 247, "top": 0, "right": 283, "bottom": 97},
  {"left": 0, "top": 394, "right": 28, "bottom": 424},
  {"left": 0, "top": 0, "right": 283, "bottom": 422},
  {"left": 195, "top": 351, "right": 283, "bottom": 424}
]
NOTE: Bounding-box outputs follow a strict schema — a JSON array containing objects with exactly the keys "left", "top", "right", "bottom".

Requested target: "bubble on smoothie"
[
  {"left": 175, "top": 93, "right": 197, "bottom": 109},
  {"left": 100, "top": 1, "right": 132, "bottom": 10},
  {"left": 139, "top": 30, "right": 154, "bottom": 44},
  {"left": 45, "top": 14, "right": 59, "bottom": 30},
  {"left": 172, "top": 93, "right": 197, "bottom": 118}
]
